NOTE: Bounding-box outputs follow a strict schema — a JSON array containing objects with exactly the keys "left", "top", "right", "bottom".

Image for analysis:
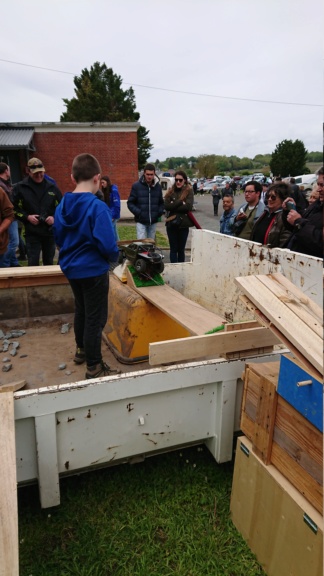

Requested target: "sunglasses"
[
  {"left": 175, "top": 178, "right": 184, "bottom": 183},
  {"left": 268, "top": 194, "right": 277, "bottom": 200}
]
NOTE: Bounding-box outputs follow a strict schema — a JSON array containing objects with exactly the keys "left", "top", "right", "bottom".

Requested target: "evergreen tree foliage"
[
  {"left": 60, "top": 62, "right": 153, "bottom": 168},
  {"left": 270, "top": 139, "right": 308, "bottom": 177}
]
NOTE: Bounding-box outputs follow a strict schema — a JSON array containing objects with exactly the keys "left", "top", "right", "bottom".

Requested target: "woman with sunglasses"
[
  {"left": 164, "top": 170, "right": 194, "bottom": 262},
  {"left": 251, "top": 182, "right": 292, "bottom": 248}
]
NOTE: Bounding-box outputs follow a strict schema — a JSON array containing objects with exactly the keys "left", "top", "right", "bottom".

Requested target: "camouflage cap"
[{"left": 27, "top": 157, "right": 45, "bottom": 174}]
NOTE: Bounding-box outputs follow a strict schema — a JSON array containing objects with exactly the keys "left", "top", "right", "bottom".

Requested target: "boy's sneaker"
[
  {"left": 86, "top": 361, "right": 121, "bottom": 379},
  {"left": 74, "top": 347, "right": 86, "bottom": 364}
]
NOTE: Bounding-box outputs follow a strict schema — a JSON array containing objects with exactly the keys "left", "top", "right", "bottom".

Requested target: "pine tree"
[{"left": 61, "top": 62, "right": 153, "bottom": 168}]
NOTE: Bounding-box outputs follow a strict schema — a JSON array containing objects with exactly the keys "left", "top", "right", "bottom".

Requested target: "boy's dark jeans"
[{"left": 69, "top": 273, "right": 109, "bottom": 368}]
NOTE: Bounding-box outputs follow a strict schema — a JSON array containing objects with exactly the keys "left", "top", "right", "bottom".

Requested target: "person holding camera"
[
  {"left": 13, "top": 157, "right": 62, "bottom": 266},
  {"left": 281, "top": 167, "right": 323, "bottom": 258}
]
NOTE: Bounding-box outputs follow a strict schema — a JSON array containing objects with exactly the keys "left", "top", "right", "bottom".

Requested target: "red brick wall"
[{"left": 32, "top": 131, "right": 138, "bottom": 199}]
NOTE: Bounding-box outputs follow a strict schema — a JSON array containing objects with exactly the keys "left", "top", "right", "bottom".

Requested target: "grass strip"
[
  {"left": 18, "top": 445, "right": 265, "bottom": 576},
  {"left": 128, "top": 265, "right": 165, "bottom": 287}
]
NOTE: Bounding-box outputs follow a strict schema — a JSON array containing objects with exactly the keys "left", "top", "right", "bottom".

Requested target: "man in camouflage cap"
[{"left": 13, "top": 158, "right": 62, "bottom": 266}]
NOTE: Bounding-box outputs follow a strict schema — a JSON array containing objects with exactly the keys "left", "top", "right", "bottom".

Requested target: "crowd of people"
[{"left": 217, "top": 172, "right": 323, "bottom": 258}]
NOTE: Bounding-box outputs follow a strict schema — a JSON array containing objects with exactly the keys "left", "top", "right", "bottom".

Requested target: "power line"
[{"left": 0, "top": 57, "right": 322, "bottom": 108}]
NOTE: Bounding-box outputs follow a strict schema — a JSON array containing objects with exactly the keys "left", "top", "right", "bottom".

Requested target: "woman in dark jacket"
[
  {"left": 164, "top": 170, "right": 194, "bottom": 263},
  {"left": 251, "top": 182, "right": 292, "bottom": 248}
]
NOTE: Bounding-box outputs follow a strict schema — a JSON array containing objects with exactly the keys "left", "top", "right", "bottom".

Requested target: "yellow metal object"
[{"left": 107, "top": 275, "right": 190, "bottom": 361}]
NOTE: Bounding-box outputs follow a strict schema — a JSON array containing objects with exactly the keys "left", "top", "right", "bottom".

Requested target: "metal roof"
[{"left": 0, "top": 128, "right": 35, "bottom": 149}]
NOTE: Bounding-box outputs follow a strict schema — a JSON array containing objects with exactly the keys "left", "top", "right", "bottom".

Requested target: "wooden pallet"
[{"left": 241, "top": 362, "right": 323, "bottom": 514}]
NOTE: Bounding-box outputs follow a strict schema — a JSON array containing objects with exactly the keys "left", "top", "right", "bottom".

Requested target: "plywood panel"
[
  {"left": 231, "top": 436, "right": 323, "bottom": 576},
  {"left": 0, "top": 392, "right": 19, "bottom": 576}
]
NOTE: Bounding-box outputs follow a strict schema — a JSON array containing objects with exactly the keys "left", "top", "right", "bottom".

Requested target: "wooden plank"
[
  {"left": 126, "top": 267, "right": 224, "bottom": 335},
  {"left": 0, "top": 265, "right": 68, "bottom": 289},
  {"left": 236, "top": 276, "right": 323, "bottom": 375},
  {"left": 231, "top": 436, "right": 323, "bottom": 576},
  {"left": 240, "top": 295, "right": 323, "bottom": 381},
  {"left": 274, "top": 396, "right": 323, "bottom": 473},
  {"left": 257, "top": 274, "right": 322, "bottom": 337},
  {"left": 271, "top": 442, "right": 323, "bottom": 514},
  {"left": 149, "top": 327, "right": 280, "bottom": 365},
  {"left": 225, "top": 320, "right": 260, "bottom": 331},
  {"left": 241, "top": 363, "right": 280, "bottom": 449},
  {"left": 0, "top": 380, "right": 26, "bottom": 393},
  {"left": 223, "top": 345, "right": 274, "bottom": 360},
  {"left": 0, "top": 392, "right": 19, "bottom": 576},
  {"left": 271, "top": 272, "right": 322, "bottom": 321},
  {"left": 0, "top": 264, "right": 63, "bottom": 278},
  {"left": 253, "top": 375, "right": 277, "bottom": 464}
]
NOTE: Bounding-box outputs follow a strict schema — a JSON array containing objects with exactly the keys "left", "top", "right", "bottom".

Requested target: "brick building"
[{"left": 0, "top": 122, "right": 139, "bottom": 199}]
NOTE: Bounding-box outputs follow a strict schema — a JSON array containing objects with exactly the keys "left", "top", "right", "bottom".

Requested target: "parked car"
[
  {"left": 294, "top": 174, "right": 317, "bottom": 193},
  {"left": 240, "top": 175, "right": 253, "bottom": 189},
  {"left": 201, "top": 180, "right": 218, "bottom": 193}
]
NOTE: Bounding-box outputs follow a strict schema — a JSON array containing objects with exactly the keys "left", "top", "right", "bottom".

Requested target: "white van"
[
  {"left": 293, "top": 174, "right": 316, "bottom": 193},
  {"left": 160, "top": 176, "right": 175, "bottom": 195}
]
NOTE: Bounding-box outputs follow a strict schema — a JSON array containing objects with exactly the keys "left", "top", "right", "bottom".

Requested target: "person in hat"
[{"left": 13, "top": 158, "right": 62, "bottom": 266}]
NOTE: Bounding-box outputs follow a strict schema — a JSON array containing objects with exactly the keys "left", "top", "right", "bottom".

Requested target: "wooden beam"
[
  {"left": 149, "top": 327, "right": 280, "bottom": 365},
  {"left": 0, "top": 392, "right": 19, "bottom": 576}
]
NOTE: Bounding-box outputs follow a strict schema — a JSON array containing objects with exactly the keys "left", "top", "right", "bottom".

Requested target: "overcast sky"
[{"left": 1, "top": 0, "right": 322, "bottom": 162}]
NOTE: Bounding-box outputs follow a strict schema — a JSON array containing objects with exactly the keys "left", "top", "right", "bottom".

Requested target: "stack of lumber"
[
  {"left": 234, "top": 272, "right": 323, "bottom": 380},
  {"left": 231, "top": 273, "right": 323, "bottom": 576}
]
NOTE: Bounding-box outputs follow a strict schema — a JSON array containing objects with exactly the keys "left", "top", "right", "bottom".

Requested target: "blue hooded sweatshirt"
[{"left": 53, "top": 192, "right": 119, "bottom": 280}]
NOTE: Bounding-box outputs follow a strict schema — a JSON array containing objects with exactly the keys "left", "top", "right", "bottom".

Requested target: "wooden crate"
[
  {"left": 231, "top": 436, "right": 323, "bottom": 576},
  {"left": 241, "top": 361, "right": 323, "bottom": 514}
]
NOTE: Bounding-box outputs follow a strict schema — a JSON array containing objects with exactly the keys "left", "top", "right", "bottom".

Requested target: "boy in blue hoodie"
[{"left": 53, "top": 153, "right": 120, "bottom": 379}]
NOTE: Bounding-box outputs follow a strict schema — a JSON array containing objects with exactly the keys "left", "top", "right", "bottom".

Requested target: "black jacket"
[
  {"left": 13, "top": 176, "right": 62, "bottom": 237},
  {"left": 283, "top": 200, "right": 323, "bottom": 258},
  {"left": 127, "top": 175, "right": 164, "bottom": 225}
]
